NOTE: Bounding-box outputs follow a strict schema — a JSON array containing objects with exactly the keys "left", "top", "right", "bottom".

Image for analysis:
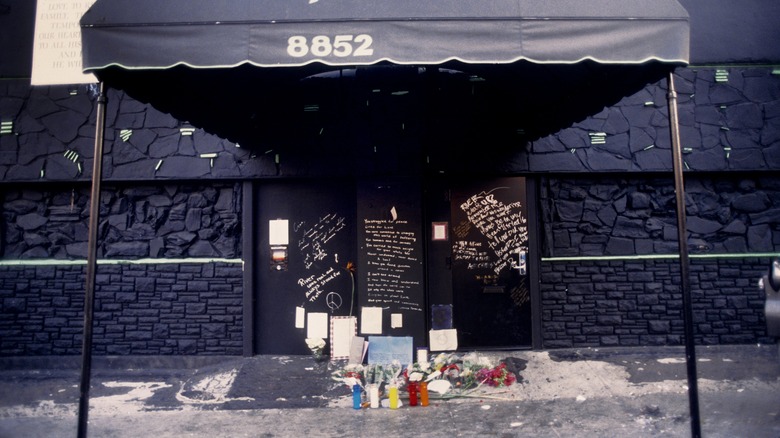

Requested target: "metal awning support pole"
[
  {"left": 77, "top": 81, "right": 107, "bottom": 438},
  {"left": 667, "top": 71, "right": 701, "bottom": 438}
]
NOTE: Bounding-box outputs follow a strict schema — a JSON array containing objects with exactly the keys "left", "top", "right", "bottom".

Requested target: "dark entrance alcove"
[{"left": 95, "top": 61, "right": 674, "bottom": 159}]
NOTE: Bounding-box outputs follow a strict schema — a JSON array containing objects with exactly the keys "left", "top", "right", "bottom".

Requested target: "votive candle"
[
  {"left": 420, "top": 381, "right": 429, "bottom": 406},
  {"left": 407, "top": 382, "right": 418, "bottom": 406},
  {"left": 352, "top": 384, "right": 362, "bottom": 410},
  {"left": 368, "top": 384, "right": 379, "bottom": 408},
  {"left": 389, "top": 385, "right": 399, "bottom": 409}
]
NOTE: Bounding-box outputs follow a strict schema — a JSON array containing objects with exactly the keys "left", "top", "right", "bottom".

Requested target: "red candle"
[{"left": 407, "top": 382, "right": 418, "bottom": 406}]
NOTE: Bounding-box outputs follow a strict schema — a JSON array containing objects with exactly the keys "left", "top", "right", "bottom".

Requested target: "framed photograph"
[{"left": 432, "top": 222, "right": 448, "bottom": 241}]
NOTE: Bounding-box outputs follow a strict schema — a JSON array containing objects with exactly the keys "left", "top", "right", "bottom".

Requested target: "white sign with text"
[{"left": 31, "top": 0, "right": 97, "bottom": 85}]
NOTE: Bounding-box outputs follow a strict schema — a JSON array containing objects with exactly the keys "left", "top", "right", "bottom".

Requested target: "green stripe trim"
[
  {"left": 0, "top": 258, "right": 243, "bottom": 267},
  {"left": 542, "top": 253, "right": 780, "bottom": 262}
]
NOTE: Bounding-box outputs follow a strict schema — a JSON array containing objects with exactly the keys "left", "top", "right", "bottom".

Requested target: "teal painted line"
[
  {"left": 542, "top": 253, "right": 780, "bottom": 262},
  {"left": 0, "top": 258, "right": 243, "bottom": 267}
]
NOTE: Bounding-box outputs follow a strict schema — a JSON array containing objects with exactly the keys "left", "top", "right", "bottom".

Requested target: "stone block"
[
  {"left": 612, "top": 217, "right": 648, "bottom": 238},
  {"left": 185, "top": 209, "right": 202, "bottom": 232},
  {"left": 202, "top": 323, "right": 227, "bottom": 338},
  {"left": 186, "top": 303, "right": 207, "bottom": 314},
  {"left": 747, "top": 224, "right": 773, "bottom": 252},
  {"left": 115, "top": 292, "right": 136, "bottom": 303},
  {"left": 544, "top": 340, "right": 573, "bottom": 348},
  {"left": 16, "top": 213, "right": 47, "bottom": 231},
  {"left": 595, "top": 300, "right": 618, "bottom": 309},
  {"left": 157, "top": 156, "right": 210, "bottom": 178},
  {"left": 105, "top": 242, "right": 149, "bottom": 258},
  {"left": 126, "top": 331, "right": 152, "bottom": 341},
  {"left": 153, "top": 324, "right": 169, "bottom": 338},
  {"left": 178, "top": 339, "right": 198, "bottom": 354},
  {"left": 686, "top": 216, "right": 722, "bottom": 234},
  {"left": 135, "top": 277, "right": 156, "bottom": 293},
  {"left": 724, "top": 104, "right": 764, "bottom": 129},
  {"left": 732, "top": 192, "right": 770, "bottom": 213},
  {"left": 3, "top": 297, "right": 26, "bottom": 312},
  {"left": 648, "top": 320, "right": 671, "bottom": 333},
  {"left": 568, "top": 283, "right": 594, "bottom": 295},
  {"left": 601, "top": 336, "right": 620, "bottom": 346},
  {"left": 545, "top": 291, "right": 566, "bottom": 301},
  {"left": 637, "top": 294, "right": 659, "bottom": 306},
  {"left": 749, "top": 207, "right": 780, "bottom": 226},
  {"left": 727, "top": 296, "right": 748, "bottom": 309},
  {"left": 597, "top": 315, "right": 622, "bottom": 325},
  {"left": 189, "top": 240, "right": 216, "bottom": 257},
  {"left": 106, "top": 344, "right": 132, "bottom": 355},
  {"left": 166, "top": 231, "right": 196, "bottom": 246},
  {"left": 583, "top": 325, "right": 613, "bottom": 335}
]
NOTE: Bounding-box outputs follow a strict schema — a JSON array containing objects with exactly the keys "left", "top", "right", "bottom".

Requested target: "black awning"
[
  {"left": 81, "top": 0, "right": 689, "bottom": 72},
  {"left": 78, "top": 0, "right": 689, "bottom": 149}
]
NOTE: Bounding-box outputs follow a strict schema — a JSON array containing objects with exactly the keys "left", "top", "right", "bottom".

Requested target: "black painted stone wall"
[
  {"left": 0, "top": 66, "right": 778, "bottom": 355},
  {"left": 528, "top": 68, "right": 780, "bottom": 173},
  {"left": 0, "top": 182, "right": 243, "bottom": 356},
  {"left": 1, "top": 183, "right": 241, "bottom": 260},
  {"left": 541, "top": 258, "right": 772, "bottom": 348},
  {"left": 0, "top": 263, "right": 242, "bottom": 355},
  {"left": 1, "top": 67, "right": 778, "bottom": 179},
  {"left": 540, "top": 175, "right": 780, "bottom": 257}
]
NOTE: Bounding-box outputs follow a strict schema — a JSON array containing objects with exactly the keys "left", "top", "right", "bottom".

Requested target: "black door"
[
  {"left": 254, "top": 180, "right": 357, "bottom": 354},
  {"left": 448, "top": 177, "right": 532, "bottom": 349}
]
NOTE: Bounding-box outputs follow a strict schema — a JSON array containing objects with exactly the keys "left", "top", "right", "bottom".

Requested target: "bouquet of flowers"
[
  {"left": 331, "top": 352, "right": 521, "bottom": 405},
  {"left": 474, "top": 363, "right": 517, "bottom": 387}
]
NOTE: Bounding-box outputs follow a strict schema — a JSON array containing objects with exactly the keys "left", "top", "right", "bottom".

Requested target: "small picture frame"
[{"left": 432, "top": 222, "right": 448, "bottom": 241}]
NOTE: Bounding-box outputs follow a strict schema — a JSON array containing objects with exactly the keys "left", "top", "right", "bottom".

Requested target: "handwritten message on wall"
[
  {"left": 295, "top": 213, "right": 347, "bottom": 269},
  {"left": 458, "top": 188, "right": 528, "bottom": 275},
  {"left": 297, "top": 266, "right": 342, "bottom": 303},
  {"left": 363, "top": 219, "right": 422, "bottom": 312},
  {"left": 295, "top": 212, "right": 348, "bottom": 309}
]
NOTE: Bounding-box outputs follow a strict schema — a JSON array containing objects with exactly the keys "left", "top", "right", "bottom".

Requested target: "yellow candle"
[{"left": 389, "top": 385, "right": 399, "bottom": 409}]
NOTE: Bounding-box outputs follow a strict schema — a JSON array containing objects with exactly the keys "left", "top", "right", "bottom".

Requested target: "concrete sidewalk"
[{"left": 0, "top": 344, "right": 778, "bottom": 437}]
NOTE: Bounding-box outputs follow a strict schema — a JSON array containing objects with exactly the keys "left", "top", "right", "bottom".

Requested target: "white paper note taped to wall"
[
  {"left": 307, "top": 312, "right": 329, "bottom": 339},
  {"left": 429, "top": 329, "right": 458, "bottom": 351},
  {"left": 391, "top": 313, "right": 403, "bottom": 329},
  {"left": 295, "top": 306, "right": 305, "bottom": 329},
  {"left": 269, "top": 219, "right": 289, "bottom": 246},
  {"left": 361, "top": 307, "right": 383, "bottom": 334}
]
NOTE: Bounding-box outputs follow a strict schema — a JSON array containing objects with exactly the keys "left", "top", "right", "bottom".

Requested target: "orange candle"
[{"left": 420, "top": 381, "right": 429, "bottom": 406}]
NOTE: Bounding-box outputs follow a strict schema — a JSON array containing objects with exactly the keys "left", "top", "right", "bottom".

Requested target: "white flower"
[
  {"left": 409, "top": 372, "right": 424, "bottom": 382},
  {"left": 434, "top": 353, "right": 449, "bottom": 365},
  {"left": 462, "top": 352, "right": 493, "bottom": 367},
  {"left": 344, "top": 364, "right": 364, "bottom": 373},
  {"left": 305, "top": 338, "right": 326, "bottom": 349}
]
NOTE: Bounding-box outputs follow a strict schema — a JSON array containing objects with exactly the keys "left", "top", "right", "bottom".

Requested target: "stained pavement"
[{"left": 0, "top": 344, "right": 779, "bottom": 437}]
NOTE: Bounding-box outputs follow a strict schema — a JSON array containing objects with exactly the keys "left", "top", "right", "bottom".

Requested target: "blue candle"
[{"left": 352, "top": 384, "right": 362, "bottom": 410}]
